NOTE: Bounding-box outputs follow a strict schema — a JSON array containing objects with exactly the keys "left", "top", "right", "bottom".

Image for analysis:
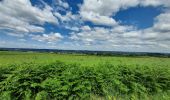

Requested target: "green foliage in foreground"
[
  {"left": 0, "top": 62, "right": 170, "bottom": 100},
  {"left": 1, "top": 51, "right": 170, "bottom": 67}
]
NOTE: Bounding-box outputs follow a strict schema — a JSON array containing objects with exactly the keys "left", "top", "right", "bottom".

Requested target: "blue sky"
[{"left": 0, "top": 0, "right": 170, "bottom": 53}]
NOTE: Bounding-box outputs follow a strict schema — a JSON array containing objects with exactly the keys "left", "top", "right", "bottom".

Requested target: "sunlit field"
[
  {"left": 0, "top": 51, "right": 170, "bottom": 67},
  {"left": 0, "top": 51, "right": 170, "bottom": 100}
]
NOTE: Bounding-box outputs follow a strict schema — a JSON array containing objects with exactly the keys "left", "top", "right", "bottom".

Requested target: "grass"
[
  {"left": 0, "top": 51, "right": 170, "bottom": 67},
  {"left": 0, "top": 51, "right": 170, "bottom": 100}
]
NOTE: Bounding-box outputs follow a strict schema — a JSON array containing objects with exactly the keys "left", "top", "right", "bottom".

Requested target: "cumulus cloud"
[
  {"left": 56, "top": 0, "right": 69, "bottom": 9},
  {"left": 54, "top": 11, "right": 79, "bottom": 22},
  {"left": 81, "top": 26, "right": 91, "bottom": 31},
  {"left": 1, "top": 0, "right": 170, "bottom": 52},
  {"left": 52, "top": 0, "right": 69, "bottom": 11},
  {"left": 141, "top": 0, "right": 170, "bottom": 7},
  {"left": 70, "top": 25, "right": 134, "bottom": 45},
  {"left": 66, "top": 0, "right": 170, "bottom": 51},
  {"left": 153, "top": 12, "right": 170, "bottom": 32},
  {"left": 80, "top": 0, "right": 170, "bottom": 26},
  {"left": 53, "top": 1, "right": 82, "bottom": 31},
  {"left": 54, "top": 11, "right": 82, "bottom": 31},
  {"left": 70, "top": 10, "right": 170, "bottom": 49},
  {"left": 64, "top": 26, "right": 80, "bottom": 31},
  {"left": 142, "top": 10, "right": 170, "bottom": 42},
  {"left": 80, "top": 0, "right": 138, "bottom": 26},
  {"left": 49, "top": 0, "right": 83, "bottom": 32},
  {"left": 0, "top": 0, "right": 57, "bottom": 36},
  {"left": 80, "top": 11, "right": 117, "bottom": 26},
  {"left": 31, "top": 32, "right": 63, "bottom": 43},
  {"left": 80, "top": 0, "right": 170, "bottom": 16}
]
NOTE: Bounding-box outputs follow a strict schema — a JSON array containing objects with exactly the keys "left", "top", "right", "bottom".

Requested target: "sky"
[{"left": 0, "top": 0, "right": 170, "bottom": 53}]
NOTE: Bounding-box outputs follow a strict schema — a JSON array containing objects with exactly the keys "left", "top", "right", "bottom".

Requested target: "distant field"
[
  {"left": 0, "top": 51, "right": 170, "bottom": 67},
  {"left": 0, "top": 51, "right": 170, "bottom": 100}
]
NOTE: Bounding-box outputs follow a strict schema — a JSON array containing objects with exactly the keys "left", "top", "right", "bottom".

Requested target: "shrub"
[{"left": 0, "top": 62, "right": 170, "bottom": 99}]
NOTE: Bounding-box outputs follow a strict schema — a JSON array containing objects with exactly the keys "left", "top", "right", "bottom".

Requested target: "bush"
[{"left": 0, "top": 62, "right": 170, "bottom": 99}]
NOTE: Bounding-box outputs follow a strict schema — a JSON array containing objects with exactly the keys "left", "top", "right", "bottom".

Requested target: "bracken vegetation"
[
  {"left": 0, "top": 61, "right": 170, "bottom": 100},
  {"left": 0, "top": 51, "right": 170, "bottom": 100}
]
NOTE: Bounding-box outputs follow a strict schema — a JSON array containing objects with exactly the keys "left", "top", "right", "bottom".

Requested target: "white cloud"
[
  {"left": 54, "top": 11, "right": 78, "bottom": 22},
  {"left": 80, "top": 0, "right": 170, "bottom": 26},
  {"left": 1, "top": 0, "right": 170, "bottom": 52},
  {"left": 54, "top": 10, "right": 82, "bottom": 31},
  {"left": 141, "top": 0, "right": 170, "bottom": 7},
  {"left": 123, "top": 31, "right": 141, "bottom": 38},
  {"left": 80, "top": 0, "right": 170, "bottom": 16},
  {"left": 0, "top": 12, "right": 45, "bottom": 34},
  {"left": 80, "top": 11, "right": 117, "bottom": 26},
  {"left": 69, "top": 19, "right": 170, "bottom": 50},
  {"left": 142, "top": 10, "right": 170, "bottom": 43},
  {"left": 80, "top": 0, "right": 138, "bottom": 26},
  {"left": 81, "top": 26, "right": 91, "bottom": 31},
  {"left": 0, "top": 0, "right": 57, "bottom": 36},
  {"left": 52, "top": 0, "right": 69, "bottom": 9},
  {"left": 65, "top": 26, "right": 80, "bottom": 31},
  {"left": 6, "top": 32, "right": 27, "bottom": 37},
  {"left": 31, "top": 32, "right": 63, "bottom": 43},
  {"left": 70, "top": 26, "right": 126, "bottom": 45},
  {"left": 80, "top": 0, "right": 138, "bottom": 16},
  {"left": 57, "top": 0, "right": 69, "bottom": 9},
  {"left": 68, "top": 0, "right": 169, "bottom": 52},
  {"left": 152, "top": 12, "right": 170, "bottom": 32}
]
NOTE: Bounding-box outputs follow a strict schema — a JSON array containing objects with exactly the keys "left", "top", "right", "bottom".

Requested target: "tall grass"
[{"left": 0, "top": 61, "right": 170, "bottom": 100}]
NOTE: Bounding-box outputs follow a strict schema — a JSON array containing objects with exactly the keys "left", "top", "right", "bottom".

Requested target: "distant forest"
[{"left": 0, "top": 48, "right": 170, "bottom": 57}]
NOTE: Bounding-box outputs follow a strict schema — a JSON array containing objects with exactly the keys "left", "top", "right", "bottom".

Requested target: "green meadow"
[
  {"left": 0, "top": 51, "right": 170, "bottom": 67},
  {"left": 0, "top": 51, "right": 170, "bottom": 100}
]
